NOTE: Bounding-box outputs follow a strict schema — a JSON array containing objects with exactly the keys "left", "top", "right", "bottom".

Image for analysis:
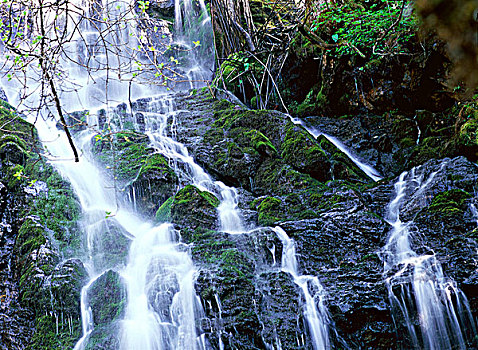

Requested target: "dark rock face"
[
  {"left": 281, "top": 213, "right": 394, "bottom": 348},
  {"left": 168, "top": 91, "right": 478, "bottom": 349},
  {"left": 190, "top": 228, "right": 312, "bottom": 350}
]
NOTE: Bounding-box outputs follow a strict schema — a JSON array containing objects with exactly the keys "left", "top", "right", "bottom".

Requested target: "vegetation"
[{"left": 310, "top": 0, "right": 417, "bottom": 57}]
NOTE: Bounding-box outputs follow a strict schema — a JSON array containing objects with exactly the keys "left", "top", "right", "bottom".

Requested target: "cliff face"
[
  {"left": 2, "top": 86, "right": 478, "bottom": 349},
  {"left": 2, "top": 0, "right": 478, "bottom": 348}
]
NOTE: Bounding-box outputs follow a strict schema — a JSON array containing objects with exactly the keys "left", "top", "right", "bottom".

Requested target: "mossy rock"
[
  {"left": 169, "top": 185, "right": 220, "bottom": 235},
  {"left": 458, "top": 117, "right": 478, "bottom": 147},
  {"left": 26, "top": 259, "right": 88, "bottom": 350},
  {"left": 155, "top": 196, "right": 175, "bottom": 222},
  {"left": 253, "top": 158, "right": 321, "bottom": 196},
  {"left": 257, "top": 197, "right": 283, "bottom": 226},
  {"left": 92, "top": 131, "right": 150, "bottom": 181},
  {"left": 428, "top": 189, "right": 472, "bottom": 216},
  {"left": 238, "top": 129, "right": 278, "bottom": 157},
  {"left": 94, "top": 131, "right": 177, "bottom": 215},
  {"left": 14, "top": 218, "right": 48, "bottom": 273},
  {"left": 128, "top": 152, "right": 178, "bottom": 215},
  {"left": 408, "top": 136, "right": 449, "bottom": 168},
  {"left": 281, "top": 124, "right": 330, "bottom": 181},
  {"left": 49, "top": 259, "right": 88, "bottom": 318},
  {"left": 26, "top": 314, "right": 82, "bottom": 350},
  {"left": 87, "top": 270, "right": 127, "bottom": 327},
  {"left": 84, "top": 323, "right": 121, "bottom": 350},
  {"left": 0, "top": 101, "right": 36, "bottom": 147}
]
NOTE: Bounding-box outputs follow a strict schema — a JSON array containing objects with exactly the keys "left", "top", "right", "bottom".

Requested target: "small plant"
[{"left": 310, "top": 0, "right": 417, "bottom": 57}]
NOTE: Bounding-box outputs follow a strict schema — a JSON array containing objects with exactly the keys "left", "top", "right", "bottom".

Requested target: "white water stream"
[
  {"left": 0, "top": 0, "right": 234, "bottom": 348},
  {"left": 273, "top": 227, "right": 330, "bottom": 349},
  {"left": 382, "top": 165, "right": 476, "bottom": 349},
  {"left": 290, "top": 118, "right": 382, "bottom": 182}
]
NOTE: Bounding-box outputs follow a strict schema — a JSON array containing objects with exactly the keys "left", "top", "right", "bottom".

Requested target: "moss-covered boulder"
[
  {"left": 256, "top": 196, "right": 282, "bottom": 226},
  {"left": 88, "top": 217, "right": 131, "bottom": 271},
  {"left": 88, "top": 270, "right": 126, "bottom": 327},
  {"left": 161, "top": 185, "right": 219, "bottom": 237},
  {"left": 84, "top": 270, "right": 126, "bottom": 350},
  {"left": 281, "top": 123, "right": 331, "bottom": 181},
  {"left": 126, "top": 153, "right": 178, "bottom": 215},
  {"left": 93, "top": 131, "right": 177, "bottom": 215}
]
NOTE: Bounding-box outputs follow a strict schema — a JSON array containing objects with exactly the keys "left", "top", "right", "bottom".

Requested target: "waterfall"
[
  {"left": 174, "top": 0, "right": 214, "bottom": 88},
  {"left": 0, "top": 0, "right": 223, "bottom": 348},
  {"left": 273, "top": 227, "right": 331, "bottom": 349},
  {"left": 289, "top": 118, "right": 382, "bottom": 182},
  {"left": 381, "top": 164, "right": 476, "bottom": 349}
]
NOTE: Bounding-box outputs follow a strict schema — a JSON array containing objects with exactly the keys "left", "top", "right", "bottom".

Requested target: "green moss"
[
  {"left": 16, "top": 219, "right": 47, "bottom": 263},
  {"left": 155, "top": 196, "right": 175, "bottom": 222},
  {"left": 289, "top": 88, "right": 327, "bottom": 117},
  {"left": 254, "top": 159, "right": 321, "bottom": 196},
  {"left": 26, "top": 314, "right": 81, "bottom": 350},
  {"left": 27, "top": 162, "right": 82, "bottom": 254},
  {"left": 257, "top": 197, "right": 282, "bottom": 226},
  {"left": 281, "top": 124, "right": 326, "bottom": 164},
  {"left": 428, "top": 189, "right": 472, "bottom": 215},
  {"left": 175, "top": 185, "right": 220, "bottom": 208},
  {"left": 243, "top": 129, "right": 277, "bottom": 156},
  {"left": 458, "top": 118, "right": 478, "bottom": 146}
]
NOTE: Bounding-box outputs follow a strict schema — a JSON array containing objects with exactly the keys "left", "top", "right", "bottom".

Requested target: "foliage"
[{"left": 310, "top": 0, "right": 417, "bottom": 57}]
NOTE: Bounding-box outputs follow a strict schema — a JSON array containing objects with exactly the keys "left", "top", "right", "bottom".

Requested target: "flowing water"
[
  {"left": 381, "top": 165, "right": 476, "bottom": 349},
  {"left": 290, "top": 118, "right": 382, "bottom": 182},
  {"left": 273, "top": 227, "right": 331, "bottom": 350},
  {"left": 1, "top": 0, "right": 222, "bottom": 348}
]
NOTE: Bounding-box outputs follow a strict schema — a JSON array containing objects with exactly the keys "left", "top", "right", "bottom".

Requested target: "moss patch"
[
  {"left": 428, "top": 189, "right": 472, "bottom": 216},
  {"left": 257, "top": 197, "right": 282, "bottom": 226}
]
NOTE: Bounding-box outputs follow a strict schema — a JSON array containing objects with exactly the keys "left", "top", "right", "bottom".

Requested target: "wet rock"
[
  {"left": 165, "top": 185, "right": 219, "bottom": 236},
  {"left": 87, "top": 216, "right": 132, "bottom": 271},
  {"left": 83, "top": 271, "right": 126, "bottom": 350},
  {"left": 280, "top": 202, "right": 395, "bottom": 349},
  {"left": 93, "top": 131, "right": 178, "bottom": 215},
  {"left": 87, "top": 270, "right": 127, "bottom": 327},
  {"left": 172, "top": 92, "right": 372, "bottom": 194},
  {"left": 49, "top": 259, "right": 88, "bottom": 320},
  {"left": 148, "top": 0, "right": 175, "bottom": 19},
  {"left": 127, "top": 153, "right": 178, "bottom": 215},
  {"left": 190, "top": 228, "right": 311, "bottom": 349}
]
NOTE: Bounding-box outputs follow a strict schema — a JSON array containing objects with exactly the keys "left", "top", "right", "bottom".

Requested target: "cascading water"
[
  {"left": 126, "top": 95, "right": 245, "bottom": 233},
  {"left": 273, "top": 227, "right": 331, "bottom": 349},
  {"left": 174, "top": 0, "right": 214, "bottom": 88},
  {"left": 381, "top": 164, "right": 476, "bottom": 349},
  {"left": 289, "top": 118, "right": 382, "bottom": 182},
  {"left": 1, "top": 0, "right": 222, "bottom": 348}
]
